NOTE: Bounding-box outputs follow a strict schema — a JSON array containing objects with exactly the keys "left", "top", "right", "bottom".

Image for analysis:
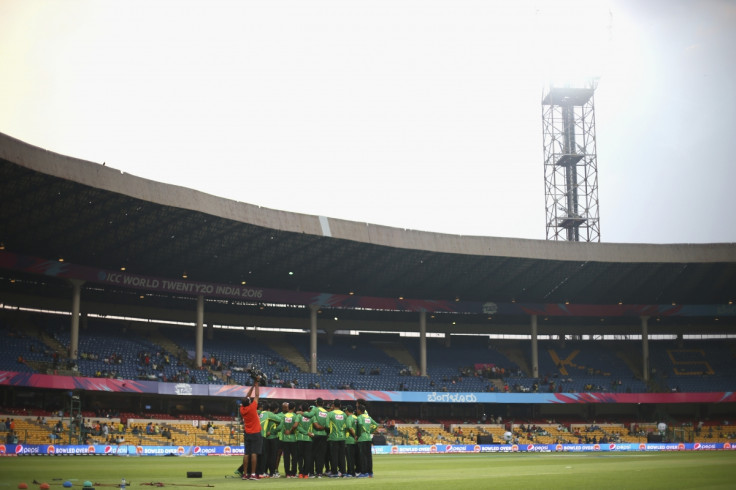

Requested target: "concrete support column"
[
  {"left": 69, "top": 279, "right": 85, "bottom": 361},
  {"left": 310, "top": 305, "right": 319, "bottom": 374},
  {"left": 195, "top": 294, "right": 204, "bottom": 368},
  {"left": 641, "top": 316, "right": 650, "bottom": 382},
  {"left": 531, "top": 314, "right": 539, "bottom": 378},
  {"left": 419, "top": 311, "right": 427, "bottom": 376}
]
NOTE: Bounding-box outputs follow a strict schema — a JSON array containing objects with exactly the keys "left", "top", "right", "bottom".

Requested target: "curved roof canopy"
[{"left": 1, "top": 133, "right": 735, "bottom": 334}]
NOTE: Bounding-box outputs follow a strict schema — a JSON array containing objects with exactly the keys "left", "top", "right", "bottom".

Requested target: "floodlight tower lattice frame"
[{"left": 542, "top": 80, "right": 601, "bottom": 242}]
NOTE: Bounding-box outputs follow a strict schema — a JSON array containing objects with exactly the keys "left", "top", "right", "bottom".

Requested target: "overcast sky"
[{"left": 1, "top": 0, "right": 735, "bottom": 244}]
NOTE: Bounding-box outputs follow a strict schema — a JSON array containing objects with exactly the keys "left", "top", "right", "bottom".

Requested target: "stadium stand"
[
  {"left": 649, "top": 340, "right": 736, "bottom": 392},
  {"left": 2, "top": 311, "right": 736, "bottom": 394}
]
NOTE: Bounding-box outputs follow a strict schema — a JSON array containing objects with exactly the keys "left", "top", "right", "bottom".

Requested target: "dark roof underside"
[{"left": 1, "top": 157, "right": 735, "bottom": 333}]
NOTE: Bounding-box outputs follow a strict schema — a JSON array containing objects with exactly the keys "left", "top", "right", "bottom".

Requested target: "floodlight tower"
[{"left": 541, "top": 79, "right": 600, "bottom": 242}]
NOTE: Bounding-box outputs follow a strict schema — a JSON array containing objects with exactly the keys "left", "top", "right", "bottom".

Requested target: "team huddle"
[{"left": 236, "top": 378, "right": 378, "bottom": 480}]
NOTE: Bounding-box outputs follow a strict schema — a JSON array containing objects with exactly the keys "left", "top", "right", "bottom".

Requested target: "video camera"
[{"left": 245, "top": 363, "right": 268, "bottom": 385}]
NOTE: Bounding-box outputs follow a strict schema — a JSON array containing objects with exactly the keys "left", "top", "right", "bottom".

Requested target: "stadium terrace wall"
[{"left": 2, "top": 371, "right": 735, "bottom": 404}]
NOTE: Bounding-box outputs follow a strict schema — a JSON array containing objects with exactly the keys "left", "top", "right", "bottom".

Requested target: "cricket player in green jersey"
[
  {"left": 277, "top": 402, "right": 298, "bottom": 478},
  {"left": 259, "top": 400, "right": 281, "bottom": 477},
  {"left": 356, "top": 403, "right": 378, "bottom": 477},
  {"left": 302, "top": 398, "right": 329, "bottom": 476},
  {"left": 344, "top": 405, "right": 359, "bottom": 476},
  {"left": 326, "top": 399, "right": 348, "bottom": 477},
  {"left": 295, "top": 402, "right": 315, "bottom": 478}
]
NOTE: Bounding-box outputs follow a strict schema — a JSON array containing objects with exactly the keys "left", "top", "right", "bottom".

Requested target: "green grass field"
[{"left": 2, "top": 452, "right": 735, "bottom": 489}]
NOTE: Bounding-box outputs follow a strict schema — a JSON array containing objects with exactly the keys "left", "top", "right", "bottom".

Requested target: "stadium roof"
[{"left": 1, "top": 132, "right": 735, "bottom": 335}]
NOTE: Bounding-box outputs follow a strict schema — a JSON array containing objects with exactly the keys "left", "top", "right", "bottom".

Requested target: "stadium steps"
[
  {"left": 371, "top": 341, "right": 418, "bottom": 374},
  {"left": 20, "top": 326, "right": 69, "bottom": 374},
  {"left": 144, "top": 325, "right": 216, "bottom": 379},
  {"left": 38, "top": 330, "right": 68, "bottom": 358},
  {"left": 495, "top": 341, "right": 531, "bottom": 376},
  {"left": 729, "top": 343, "right": 736, "bottom": 361},
  {"left": 615, "top": 345, "right": 643, "bottom": 379},
  {"left": 23, "top": 359, "right": 48, "bottom": 373},
  {"left": 490, "top": 379, "right": 504, "bottom": 391},
  {"left": 266, "top": 335, "right": 310, "bottom": 372},
  {"left": 135, "top": 325, "right": 183, "bottom": 361}
]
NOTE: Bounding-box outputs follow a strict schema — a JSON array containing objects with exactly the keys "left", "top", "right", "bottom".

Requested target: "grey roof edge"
[{"left": 3, "top": 131, "right": 735, "bottom": 264}]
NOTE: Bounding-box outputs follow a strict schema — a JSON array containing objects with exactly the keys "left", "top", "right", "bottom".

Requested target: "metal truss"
[{"left": 541, "top": 80, "right": 600, "bottom": 242}]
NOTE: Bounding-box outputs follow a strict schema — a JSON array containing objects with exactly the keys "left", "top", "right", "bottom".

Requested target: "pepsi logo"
[
  {"left": 527, "top": 444, "right": 534, "bottom": 451},
  {"left": 609, "top": 444, "right": 616, "bottom": 450},
  {"left": 105, "top": 446, "right": 113, "bottom": 454},
  {"left": 193, "top": 446, "right": 201, "bottom": 454},
  {"left": 15, "top": 445, "right": 24, "bottom": 454},
  {"left": 694, "top": 443, "right": 701, "bottom": 450},
  {"left": 445, "top": 445, "right": 452, "bottom": 451}
]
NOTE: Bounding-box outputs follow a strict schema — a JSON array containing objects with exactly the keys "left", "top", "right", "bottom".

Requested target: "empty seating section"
[
  {"left": 0, "top": 320, "right": 51, "bottom": 373},
  {"left": 507, "top": 341, "right": 648, "bottom": 394},
  {"left": 48, "top": 319, "right": 193, "bottom": 382},
  {"left": 391, "top": 423, "right": 647, "bottom": 446},
  {"left": 649, "top": 341, "right": 736, "bottom": 392},
  {"left": 159, "top": 327, "right": 301, "bottom": 386},
  {"left": 404, "top": 336, "right": 515, "bottom": 392},
  {"left": 284, "top": 334, "right": 406, "bottom": 390},
  {"left": 6, "top": 414, "right": 734, "bottom": 446},
  {"left": 1, "top": 311, "right": 735, "bottom": 393}
]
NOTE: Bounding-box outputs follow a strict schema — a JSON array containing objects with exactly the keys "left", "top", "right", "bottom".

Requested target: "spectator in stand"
[{"left": 6, "top": 430, "right": 18, "bottom": 444}]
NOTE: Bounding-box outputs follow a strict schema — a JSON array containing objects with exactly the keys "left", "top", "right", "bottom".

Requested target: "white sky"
[{"left": 1, "top": 0, "right": 735, "bottom": 244}]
